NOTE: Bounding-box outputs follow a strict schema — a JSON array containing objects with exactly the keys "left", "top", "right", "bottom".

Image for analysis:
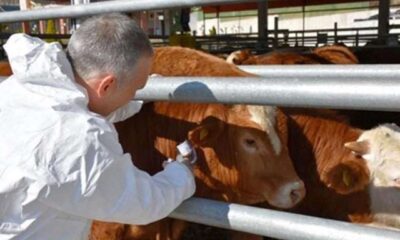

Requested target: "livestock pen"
[{"left": 1, "top": 0, "right": 400, "bottom": 240}]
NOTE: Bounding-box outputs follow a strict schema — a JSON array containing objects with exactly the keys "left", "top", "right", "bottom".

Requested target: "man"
[{"left": 0, "top": 13, "right": 196, "bottom": 239}]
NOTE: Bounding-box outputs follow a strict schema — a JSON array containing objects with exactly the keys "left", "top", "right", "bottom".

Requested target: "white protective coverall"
[{"left": 0, "top": 34, "right": 195, "bottom": 240}]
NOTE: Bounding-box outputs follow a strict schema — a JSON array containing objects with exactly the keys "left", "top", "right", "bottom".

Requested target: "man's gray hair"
[{"left": 67, "top": 13, "right": 153, "bottom": 86}]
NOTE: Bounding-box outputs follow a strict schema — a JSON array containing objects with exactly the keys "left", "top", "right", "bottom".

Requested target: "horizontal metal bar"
[
  {"left": 135, "top": 76, "right": 400, "bottom": 111},
  {"left": 170, "top": 198, "right": 400, "bottom": 240},
  {"left": 0, "top": 0, "right": 249, "bottom": 23},
  {"left": 239, "top": 65, "right": 400, "bottom": 80},
  {"left": 2, "top": 74, "right": 399, "bottom": 111}
]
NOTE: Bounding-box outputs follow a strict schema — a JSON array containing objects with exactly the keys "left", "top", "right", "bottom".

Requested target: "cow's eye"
[{"left": 245, "top": 138, "right": 256, "bottom": 147}]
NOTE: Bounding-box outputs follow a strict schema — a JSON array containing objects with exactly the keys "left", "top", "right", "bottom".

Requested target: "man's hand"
[
  {"left": 162, "top": 155, "right": 195, "bottom": 171},
  {"left": 162, "top": 140, "right": 197, "bottom": 171},
  {"left": 176, "top": 153, "right": 196, "bottom": 171}
]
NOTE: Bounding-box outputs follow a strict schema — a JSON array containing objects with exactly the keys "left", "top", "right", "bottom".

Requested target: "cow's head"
[
  {"left": 226, "top": 49, "right": 252, "bottom": 65},
  {"left": 188, "top": 105, "right": 305, "bottom": 209},
  {"left": 345, "top": 123, "right": 400, "bottom": 189}
]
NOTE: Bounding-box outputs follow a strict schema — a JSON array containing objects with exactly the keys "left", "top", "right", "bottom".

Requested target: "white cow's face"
[{"left": 347, "top": 123, "right": 400, "bottom": 188}]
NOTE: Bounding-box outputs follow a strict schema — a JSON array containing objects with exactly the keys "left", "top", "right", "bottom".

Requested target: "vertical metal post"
[
  {"left": 356, "top": 30, "right": 359, "bottom": 47},
  {"left": 216, "top": 6, "right": 220, "bottom": 35},
  {"left": 257, "top": 0, "right": 268, "bottom": 47},
  {"left": 334, "top": 22, "right": 338, "bottom": 44},
  {"left": 163, "top": 10, "right": 169, "bottom": 36},
  {"left": 238, "top": 13, "right": 241, "bottom": 34},
  {"left": 70, "top": 0, "right": 90, "bottom": 31},
  {"left": 302, "top": 3, "right": 305, "bottom": 46},
  {"left": 160, "top": 13, "right": 165, "bottom": 38},
  {"left": 168, "top": 9, "right": 176, "bottom": 35},
  {"left": 216, "top": 7, "right": 220, "bottom": 50},
  {"left": 378, "top": 0, "right": 390, "bottom": 45},
  {"left": 202, "top": 10, "right": 206, "bottom": 35},
  {"left": 274, "top": 16, "right": 278, "bottom": 48}
]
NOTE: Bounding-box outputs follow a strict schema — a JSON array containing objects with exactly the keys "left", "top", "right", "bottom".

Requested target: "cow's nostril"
[
  {"left": 290, "top": 189, "right": 303, "bottom": 203},
  {"left": 289, "top": 181, "right": 306, "bottom": 204},
  {"left": 271, "top": 181, "right": 306, "bottom": 209}
]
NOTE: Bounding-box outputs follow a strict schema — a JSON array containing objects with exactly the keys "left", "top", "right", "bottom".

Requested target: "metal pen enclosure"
[{"left": 1, "top": 1, "right": 400, "bottom": 239}]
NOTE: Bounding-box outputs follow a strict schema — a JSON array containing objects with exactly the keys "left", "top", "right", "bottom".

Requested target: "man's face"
[{"left": 107, "top": 55, "right": 152, "bottom": 115}]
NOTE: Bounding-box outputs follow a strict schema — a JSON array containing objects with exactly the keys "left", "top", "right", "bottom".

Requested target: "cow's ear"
[
  {"left": 344, "top": 140, "right": 370, "bottom": 156},
  {"left": 188, "top": 116, "right": 224, "bottom": 147},
  {"left": 321, "top": 159, "right": 370, "bottom": 195}
]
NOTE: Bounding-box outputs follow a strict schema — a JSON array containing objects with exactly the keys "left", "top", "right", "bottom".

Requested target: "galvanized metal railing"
[
  {"left": 239, "top": 65, "right": 400, "bottom": 80},
  {"left": 1, "top": 70, "right": 400, "bottom": 111},
  {"left": 0, "top": 0, "right": 250, "bottom": 23},
  {"left": 135, "top": 73, "right": 400, "bottom": 111},
  {"left": 171, "top": 198, "right": 400, "bottom": 240}
]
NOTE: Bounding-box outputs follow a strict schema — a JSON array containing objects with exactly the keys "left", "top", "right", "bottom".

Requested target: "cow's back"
[
  {"left": 153, "top": 47, "right": 253, "bottom": 77},
  {"left": 244, "top": 52, "right": 328, "bottom": 65},
  {"left": 313, "top": 44, "right": 359, "bottom": 64}
]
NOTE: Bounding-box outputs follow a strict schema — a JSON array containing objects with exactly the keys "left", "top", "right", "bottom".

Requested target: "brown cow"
[
  {"left": 226, "top": 44, "right": 358, "bottom": 65},
  {"left": 281, "top": 108, "right": 370, "bottom": 219},
  {"left": 312, "top": 44, "right": 359, "bottom": 64},
  {"left": 230, "top": 110, "right": 400, "bottom": 240},
  {"left": 152, "top": 47, "right": 254, "bottom": 77},
  {"left": 233, "top": 110, "right": 400, "bottom": 239},
  {"left": 90, "top": 47, "right": 305, "bottom": 240},
  {"left": 227, "top": 50, "right": 328, "bottom": 65}
]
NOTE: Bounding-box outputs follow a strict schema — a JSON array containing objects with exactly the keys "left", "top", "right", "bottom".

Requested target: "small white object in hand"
[
  {"left": 177, "top": 140, "right": 197, "bottom": 164},
  {"left": 177, "top": 140, "right": 192, "bottom": 156}
]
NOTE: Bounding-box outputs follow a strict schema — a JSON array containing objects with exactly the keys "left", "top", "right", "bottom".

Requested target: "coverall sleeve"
[
  {"left": 38, "top": 125, "right": 196, "bottom": 225},
  {"left": 106, "top": 100, "right": 144, "bottom": 123}
]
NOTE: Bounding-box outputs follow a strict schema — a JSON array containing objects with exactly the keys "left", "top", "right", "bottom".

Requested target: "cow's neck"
[{"left": 287, "top": 109, "right": 361, "bottom": 170}]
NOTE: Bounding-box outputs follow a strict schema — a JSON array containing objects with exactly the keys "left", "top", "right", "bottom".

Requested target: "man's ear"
[
  {"left": 97, "top": 74, "right": 116, "bottom": 97},
  {"left": 188, "top": 116, "right": 224, "bottom": 147}
]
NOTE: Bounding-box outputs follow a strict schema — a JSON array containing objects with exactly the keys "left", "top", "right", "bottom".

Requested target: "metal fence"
[
  {"left": 171, "top": 198, "right": 400, "bottom": 240},
  {"left": 189, "top": 25, "right": 400, "bottom": 53},
  {"left": 239, "top": 65, "right": 400, "bottom": 80},
  {"left": 0, "top": 0, "right": 249, "bottom": 23},
  {"left": 2, "top": 0, "right": 400, "bottom": 239},
  {"left": 137, "top": 73, "right": 400, "bottom": 112}
]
